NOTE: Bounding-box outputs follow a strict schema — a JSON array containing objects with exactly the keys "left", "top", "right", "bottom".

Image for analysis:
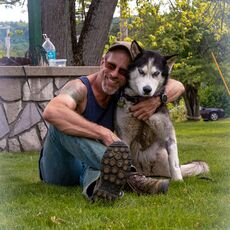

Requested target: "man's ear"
[
  {"left": 100, "top": 55, "right": 105, "bottom": 67},
  {"left": 130, "top": 40, "right": 143, "bottom": 60},
  {"left": 165, "top": 54, "right": 178, "bottom": 73}
]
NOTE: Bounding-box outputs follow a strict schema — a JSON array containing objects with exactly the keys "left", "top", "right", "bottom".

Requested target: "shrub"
[
  {"left": 199, "top": 85, "right": 230, "bottom": 116},
  {"left": 168, "top": 99, "right": 187, "bottom": 122}
]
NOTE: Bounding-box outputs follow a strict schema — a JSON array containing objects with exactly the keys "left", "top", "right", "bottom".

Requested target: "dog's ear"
[
  {"left": 165, "top": 54, "right": 178, "bottom": 73},
  {"left": 130, "top": 40, "right": 143, "bottom": 60}
]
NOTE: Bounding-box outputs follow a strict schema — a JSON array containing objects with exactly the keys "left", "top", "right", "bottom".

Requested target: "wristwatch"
[{"left": 160, "top": 93, "right": 168, "bottom": 104}]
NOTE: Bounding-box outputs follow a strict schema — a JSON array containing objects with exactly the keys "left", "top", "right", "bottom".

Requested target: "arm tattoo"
[{"left": 60, "top": 83, "right": 85, "bottom": 105}]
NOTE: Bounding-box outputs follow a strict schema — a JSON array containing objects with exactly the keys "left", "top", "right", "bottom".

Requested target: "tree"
[
  {"left": 41, "top": 0, "right": 118, "bottom": 66},
  {"left": 127, "top": 0, "right": 230, "bottom": 120},
  {"left": 74, "top": 0, "right": 118, "bottom": 65},
  {"left": 41, "top": 0, "right": 76, "bottom": 65}
]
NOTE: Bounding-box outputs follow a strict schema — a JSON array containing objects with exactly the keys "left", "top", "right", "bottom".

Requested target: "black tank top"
[{"left": 79, "top": 76, "right": 119, "bottom": 131}]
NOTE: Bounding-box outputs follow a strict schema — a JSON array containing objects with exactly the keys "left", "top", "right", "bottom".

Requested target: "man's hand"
[
  {"left": 99, "top": 126, "right": 121, "bottom": 146},
  {"left": 130, "top": 96, "right": 161, "bottom": 121}
]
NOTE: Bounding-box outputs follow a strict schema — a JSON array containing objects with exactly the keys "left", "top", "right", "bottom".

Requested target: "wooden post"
[
  {"left": 211, "top": 52, "right": 230, "bottom": 96},
  {"left": 28, "top": 0, "right": 42, "bottom": 65}
]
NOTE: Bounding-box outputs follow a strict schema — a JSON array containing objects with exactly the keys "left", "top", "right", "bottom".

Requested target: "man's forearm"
[
  {"left": 165, "top": 79, "right": 185, "bottom": 103},
  {"left": 43, "top": 103, "right": 119, "bottom": 146}
]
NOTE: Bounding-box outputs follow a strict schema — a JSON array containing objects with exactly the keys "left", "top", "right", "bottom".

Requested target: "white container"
[{"left": 48, "top": 59, "right": 67, "bottom": 67}]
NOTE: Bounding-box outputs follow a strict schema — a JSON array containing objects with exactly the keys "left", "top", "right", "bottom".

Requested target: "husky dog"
[{"left": 115, "top": 41, "right": 209, "bottom": 180}]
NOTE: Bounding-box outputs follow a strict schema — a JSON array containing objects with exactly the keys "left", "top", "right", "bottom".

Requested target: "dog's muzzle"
[{"left": 143, "top": 85, "right": 152, "bottom": 95}]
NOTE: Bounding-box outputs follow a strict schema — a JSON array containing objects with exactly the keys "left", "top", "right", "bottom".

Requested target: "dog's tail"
[{"left": 180, "top": 161, "right": 209, "bottom": 178}]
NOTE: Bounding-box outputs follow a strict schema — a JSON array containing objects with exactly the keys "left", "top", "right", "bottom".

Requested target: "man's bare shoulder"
[{"left": 59, "top": 78, "right": 87, "bottom": 104}]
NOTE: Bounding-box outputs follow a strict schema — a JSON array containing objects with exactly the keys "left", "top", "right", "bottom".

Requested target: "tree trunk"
[
  {"left": 41, "top": 0, "right": 76, "bottom": 65},
  {"left": 41, "top": 0, "right": 118, "bottom": 66},
  {"left": 183, "top": 84, "right": 201, "bottom": 121},
  {"left": 74, "top": 0, "right": 118, "bottom": 65}
]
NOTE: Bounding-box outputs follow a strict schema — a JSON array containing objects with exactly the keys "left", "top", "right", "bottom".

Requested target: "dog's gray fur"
[{"left": 115, "top": 41, "right": 209, "bottom": 180}]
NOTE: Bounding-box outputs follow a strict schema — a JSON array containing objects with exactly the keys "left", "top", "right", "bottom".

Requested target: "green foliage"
[
  {"left": 0, "top": 21, "right": 28, "bottom": 57},
  {"left": 111, "top": 0, "right": 229, "bottom": 88},
  {"left": 198, "top": 56, "right": 230, "bottom": 116},
  {"left": 118, "top": 0, "right": 131, "bottom": 19},
  {"left": 110, "top": 0, "right": 230, "bottom": 117},
  {"left": 168, "top": 99, "right": 187, "bottom": 122},
  {"left": 128, "top": 0, "right": 230, "bottom": 85},
  {"left": 110, "top": 17, "right": 120, "bottom": 36},
  {"left": 199, "top": 85, "right": 230, "bottom": 115},
  {"left": 1, "top": 120, "right": 230, "bottom": 229},
  {"left": 103, "top": 35, "right": 117, "bottom": 54}
]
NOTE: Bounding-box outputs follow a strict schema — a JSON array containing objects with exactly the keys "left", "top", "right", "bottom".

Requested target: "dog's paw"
[
  {"left": 172, "top": 177, "right": 183, "bottom": 181},
  {"left": 171, "top": 169, "right": 183, "bottom": 181}
]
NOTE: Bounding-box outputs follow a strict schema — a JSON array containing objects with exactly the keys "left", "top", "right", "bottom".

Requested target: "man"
[{"left": 39, "top": 41, "right": 185, "bottom": 201}]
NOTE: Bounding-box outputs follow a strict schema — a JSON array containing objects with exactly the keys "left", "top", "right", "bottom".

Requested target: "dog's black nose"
[{"left": 143, "top": 86, "right": 152, "bottom": 95}]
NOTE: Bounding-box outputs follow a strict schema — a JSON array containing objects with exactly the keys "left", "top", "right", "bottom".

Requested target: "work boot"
[
  {"left": 91, "top": 141, "right": 131, "bottom": 202},
  {"left": 127, "top": 172, "right": 169, "bottom": 195}
]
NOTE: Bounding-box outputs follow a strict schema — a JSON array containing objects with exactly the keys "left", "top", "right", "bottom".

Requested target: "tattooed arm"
[{"left": 43, "top": 79, "right": 120, "bottom": 146}]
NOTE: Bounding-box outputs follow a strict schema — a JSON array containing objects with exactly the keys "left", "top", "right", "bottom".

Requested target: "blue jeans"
[{"left": 39, "top": 125, "right": 107, "bottom": 198}]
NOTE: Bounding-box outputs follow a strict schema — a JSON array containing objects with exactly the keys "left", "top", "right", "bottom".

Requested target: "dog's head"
[{"left": 127, "top": 41, "right": 177, "bottom": 97}]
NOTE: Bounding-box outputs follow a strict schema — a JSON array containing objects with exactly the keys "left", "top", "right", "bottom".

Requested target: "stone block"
[
  {"left": 38, "top": 102, "right": 48, "bottom": 110},
  {"left": 54, "top": 88, "right": 61, "bottom": 96},
  {"left": 19, "top": 128, "right": 41, "bottom": 151},
  {"left": 8, "top": 138, "right": 21, "bottom": 152},
  {"left": 3, "top": 101, "right": 22, "bottom": 124},
  {"left": 0, "top": 104, "right": 10, "bottom": 138},
  {"left": 54, "top": 77, "right": 70, "bottom": 89},
  {"left": 0, "top": 78, "right": 22, "bottom": 101},
  {"left": 23, "top": 78, "right": 54, "bottom": 101},
  {"left": 37, "top": 122, "right": 48, "bottom": 140},
  {"left": 0, "top": 138, "right": 6, "bottom": 150},
  {"left": 10, "top": 102, "right": 42, "bottom": 137}
]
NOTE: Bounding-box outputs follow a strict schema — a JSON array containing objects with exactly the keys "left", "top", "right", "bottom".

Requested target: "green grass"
[{"left": 0, "top": 120, "right": 230, "bottom": 230}]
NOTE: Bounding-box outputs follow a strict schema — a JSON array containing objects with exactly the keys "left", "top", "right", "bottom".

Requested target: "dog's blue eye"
[
  {"left": 152, "top": 71, "right": 160, "bottom": 77},
  {"left": 138, "top": 68, "right": 145, "bottom": 75}
]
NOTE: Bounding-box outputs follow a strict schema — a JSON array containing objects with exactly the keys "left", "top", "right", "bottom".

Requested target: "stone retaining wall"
[{"left": 0, "top": 66, "right": 99, "bottom": 152}]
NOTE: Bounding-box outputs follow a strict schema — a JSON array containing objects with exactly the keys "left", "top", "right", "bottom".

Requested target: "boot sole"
[{"left": 92, "top": 141, "right": 131, "bottom": 201}]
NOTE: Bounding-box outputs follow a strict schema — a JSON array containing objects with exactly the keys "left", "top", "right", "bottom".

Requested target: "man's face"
[{"left": 101, "top": 50, "right": 131, "bottom": 95}]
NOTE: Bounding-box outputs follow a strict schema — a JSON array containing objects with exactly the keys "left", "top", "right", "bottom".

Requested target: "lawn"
[{"left": 0, "top": 120, "right": 230, "bottom": 229}]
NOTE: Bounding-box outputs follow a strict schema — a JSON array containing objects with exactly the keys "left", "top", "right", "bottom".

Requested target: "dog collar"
[
  {"left": 120, "top": 86, "right": 166, "bottom": 105},
  {"left": 122, "top": 94, "right": 143, "bottom": 104}
]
